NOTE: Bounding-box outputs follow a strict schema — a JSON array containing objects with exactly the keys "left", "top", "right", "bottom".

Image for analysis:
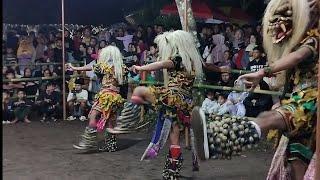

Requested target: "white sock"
[{"left": 249, "top": 121, "right": 261, "bottom": 138}]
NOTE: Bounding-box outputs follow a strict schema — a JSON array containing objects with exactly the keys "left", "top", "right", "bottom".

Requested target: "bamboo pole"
[
  {"left": 139, "top": 81, "right": 291, "bottom": 97},
  {"left": 61, "top": 0, "right": 67, "bottom": 121}
]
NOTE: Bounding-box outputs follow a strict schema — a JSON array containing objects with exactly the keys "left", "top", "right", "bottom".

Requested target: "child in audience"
[{"left": 11, "top": 90, "right": 32, "bottom": 124}]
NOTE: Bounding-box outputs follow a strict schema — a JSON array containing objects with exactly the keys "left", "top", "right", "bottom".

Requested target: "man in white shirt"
[{"left": 67, "top": 78, "right": 88, "bottom": 121}]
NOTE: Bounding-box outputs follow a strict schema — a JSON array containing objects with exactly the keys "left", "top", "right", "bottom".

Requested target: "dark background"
[{"left": 3, "top": 0, "right": 266, "bottom": 25}]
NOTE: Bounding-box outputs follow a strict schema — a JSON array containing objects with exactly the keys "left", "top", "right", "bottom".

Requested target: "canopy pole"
[
  {"left": 61, "top": 0, "right": 67, "bottom": 121},
  {"left": 184, "top": 0, "right": 188, "bottom": 31}
]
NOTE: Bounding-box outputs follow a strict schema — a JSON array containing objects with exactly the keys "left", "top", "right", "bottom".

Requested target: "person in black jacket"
[
  {"left": 35, "top": 82, "right": 61, "bottom": 122},
  {"left": 246, "top": 46, "right": 266, "bottom": 72}
]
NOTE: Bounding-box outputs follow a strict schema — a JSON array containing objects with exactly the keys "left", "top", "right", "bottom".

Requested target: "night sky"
[
  {"left": 3, "top": 0, "right": 146, "bottom": 25},
  {"left": 3, "top": 0, "right": 266, "bottom": 25}
]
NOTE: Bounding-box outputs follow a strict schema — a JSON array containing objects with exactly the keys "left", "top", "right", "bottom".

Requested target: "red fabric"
[
  {"left": 235, "top": 49, "right": 245, "bottom": 69},
  {"left": 160, "top": 0, "right": 218, "bottom": 19},
  {"left": 177, "top": 110, "right": 191, "bottom": 127},
  {"left": 170, "top": 145, "right": 181, "bottom": 159}
]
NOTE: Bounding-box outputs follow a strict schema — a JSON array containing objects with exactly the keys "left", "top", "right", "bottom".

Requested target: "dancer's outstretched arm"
[
  {"left": 238, "top": 47, "right": 312, "bottom": 90},
  {"left": 133, "top": 60, "right": 174, "bottom": 72},
  {"left": 66, "top": 63, "right": 93, "bottom": 71}
]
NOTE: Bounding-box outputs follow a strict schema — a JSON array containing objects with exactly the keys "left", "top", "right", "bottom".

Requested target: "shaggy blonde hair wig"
[{"left": 98, "top": 45, "right": 124, "bottom": 85}]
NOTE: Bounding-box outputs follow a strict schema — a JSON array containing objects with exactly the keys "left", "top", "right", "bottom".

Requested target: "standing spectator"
[
  {"left": 246, "top": 46, "right": 266, "bottom": 72},
  {"left": 52, "top": 38, "right": 64, "bottom": 62},
  {"left": 65, "top": 30, "right": 74, "bottom": 62},
  {"left": 224, "top": 24, "right": 234, "bottom": 43},
  {"left": 232, "top": 29, "right": 245, "bottom": 50},
  {"left": 67, "top": 78, "right": 88, "bottom": 121},
  {"left": 145, "top": 25, "right": 155, "bottom": 47},
  {"left": 82, "top": 26, "right": 92, "bottom": 46},
  {"left": 17, "top": 39, "right": 36, "bottom": 74},
  {"left": 210, "top": 34, "right": 229, "bottom": 65},
  {"left": 11, "top": 90, "right": 32, "bottom": 124},
  {"left": 3, "top": 91, "right": 14, "bottom": 124},
  {"left": 73, "top": 30, "right": 82, "bottom": 51},
  {"left": 6, "top": 31, "right": 19, "bottom": 52},
  {"left": 36, "top": 83, "right": 61, "bottom": 122},
  {"left": 35, "top": 35, "right": 47, "bottom": 62},
  {"left": 116, "top": 30, "right": 133, "bottom": 52}
]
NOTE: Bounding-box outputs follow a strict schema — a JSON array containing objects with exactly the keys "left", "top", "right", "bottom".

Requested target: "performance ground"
[{"left": 3, "top": 121, "right": 273, "bottom": 180}]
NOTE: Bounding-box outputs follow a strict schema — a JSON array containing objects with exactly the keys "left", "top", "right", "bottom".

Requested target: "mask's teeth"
[{"left": 280, "top": 24, "right": 286, "bottom": 32}]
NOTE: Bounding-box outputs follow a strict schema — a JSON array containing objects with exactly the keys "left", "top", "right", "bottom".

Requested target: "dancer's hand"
[
  {"left": 132, "top": 65, "right": 142, "bottom": 74},
  {"left": 237, "top": 69, "right": 264, "bottom": 91},
  {"left": 65, "top": 63, "right": 74, "bottom": 71}
]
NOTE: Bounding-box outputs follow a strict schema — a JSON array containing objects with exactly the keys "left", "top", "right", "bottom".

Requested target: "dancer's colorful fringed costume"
[
  {"left": 71, "top": 46, "right": 127, "bottom": 152},
  {"left": 109, "top": 30, "right": 203, "bottom": 179},
  {"left": 191, "top": 0, "right": 319, "bottom": 179}
]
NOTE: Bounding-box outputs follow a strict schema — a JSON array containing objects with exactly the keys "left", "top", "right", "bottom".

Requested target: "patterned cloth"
[
  {"left": 90, "top": 63, "right": 126, "bottom": 126},
  {"left": 267, "top": 29, "right": 319, "bottom": 178},
  {"left": 149, "top": 56, "right": 195, "bottom": 128}
]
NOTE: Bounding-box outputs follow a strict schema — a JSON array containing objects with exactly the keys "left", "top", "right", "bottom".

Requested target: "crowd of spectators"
[{"left": 2, "top": 22, "right": 277, "bottom": 124}]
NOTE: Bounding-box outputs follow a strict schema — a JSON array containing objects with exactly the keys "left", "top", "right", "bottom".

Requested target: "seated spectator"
[
  {"left": 2, "top": 91, "right": 14, "bottom": 124},
  {"left": 225, "top": 81, "right": 249, "bottom": 117},
  {"left": 243, "top": 80, "right": 273, "bottom": 117},
  {"left": 123, "top": 43, "right": 138, "bottom": 66},
  {"left": 246, "top": 46, "right": 266, "bottom": 72},
  {"left": 4, "top": 47, "right": 16, "bottom": 60},
  {"left": 67, "top": 78, "right": 88, "bottom": 121},
  {"left": 3, "top": 68, "right": 24, "bottom": 96},
  {"left": 39, "top": 68, "right": 54, "bottom": 92},
  {"left": 22, "top": 67, "right": 38, "bottom": 96},
  {"left": 36, "top": 82, "right": 61, "bottom": 122},
  {"left": 11, "top": 90, "right": 32, "bottom": 124},
  {"left": 217, "top": 50, "right": 236, "bottom": 68},
  {"left": 217, "top": 72, "right": 234, "bottom": 87},
  {"left": 245, "top": 34, "right": 259, "bottom": 61},
  {"left": 201, "top": 91, "right": 219, "bottom": 114}
]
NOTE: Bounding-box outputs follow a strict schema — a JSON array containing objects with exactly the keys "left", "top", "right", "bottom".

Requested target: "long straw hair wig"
[
  {"left": 98, "top": 45, "right": 124, "bottom": 85},
  {"left": 155, "top": 30, "right": 203, "bottom": 78}
]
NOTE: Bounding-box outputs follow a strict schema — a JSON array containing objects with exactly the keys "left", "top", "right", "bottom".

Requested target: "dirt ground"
[{"left": 3, "top": 120, "right": 273, "bottom": 180}]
